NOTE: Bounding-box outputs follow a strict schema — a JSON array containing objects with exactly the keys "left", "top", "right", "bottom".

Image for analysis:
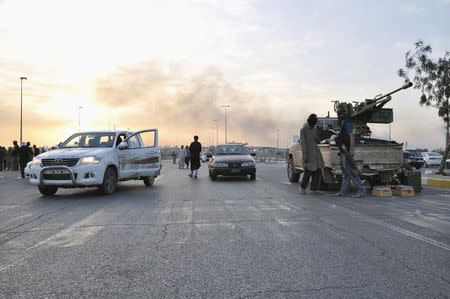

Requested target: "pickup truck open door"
[{"left": 118, "top": 129, "right": 161, "bottom": 179}]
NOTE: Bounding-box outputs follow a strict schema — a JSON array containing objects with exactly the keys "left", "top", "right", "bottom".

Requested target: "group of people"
[
  {"left": 0, "top": 141, "right": 43, "bottom": 179},
  {"left": 172, "top": 135, "right": 202, "bottom": 179},
  {"left": 300, "top": 113, "right": 366, "bottom": 198}
]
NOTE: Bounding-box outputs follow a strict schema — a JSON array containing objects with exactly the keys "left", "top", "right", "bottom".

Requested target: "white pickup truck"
[{"left": 29, "top": 129, "right": 161, "bottom": 196}]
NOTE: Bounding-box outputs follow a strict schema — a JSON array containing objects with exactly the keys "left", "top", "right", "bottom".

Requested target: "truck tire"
[
  {"left": 99, "top": 167, "right": 117, "bottom": 195},
  {"left": 143, "top": 176, "right": 155, "bottom": 187},
  {"left": 287, "top": 158, "right": 300, "bottom": 183},
  {"left": 38, "top": 186, "right": 58, "bottom": 196},
  {"left": 250, "top": 173, "right": 256, "bottom": 180}
]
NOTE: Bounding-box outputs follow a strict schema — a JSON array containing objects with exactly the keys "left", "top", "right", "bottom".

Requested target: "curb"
[{"left": 426, "top": 178, "right": 450, "bottom": 189}]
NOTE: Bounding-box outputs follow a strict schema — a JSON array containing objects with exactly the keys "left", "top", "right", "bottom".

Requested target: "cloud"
[{"left": 96, "top": 63, "right": 298, "bottom": 145}]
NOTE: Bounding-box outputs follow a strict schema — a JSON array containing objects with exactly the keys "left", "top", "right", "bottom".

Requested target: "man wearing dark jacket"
[
  {"left": 18, "top": 142, "right": 32, "bottom": 178},
  {"left": 188, "top": 135, "right": 202, "bottom": 179},
  {"left": 11, "top": 140, "right": 19, "bottom": 171},
  {"left": 32, "top": 144, "right": 40, "bottom": 156},
  {"left": 0, "top": 146, "right": 6, "bottom": 171}
]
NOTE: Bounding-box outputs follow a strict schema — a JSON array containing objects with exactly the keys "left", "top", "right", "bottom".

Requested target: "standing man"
[
  {"left": 18, "top": 142, "right": 32, "bottom": 179},
  {"left": 188, "top": 135, "right": 202, "bottom": 179},
  {"left": 11, "top": 140, "right": 19, "bottom": 171},
  {"left": 335, "top": 104, "right": 366, "bottom": 198},
  {"left": 178, "top": 145, "right": 186, "bottom": 169},
  {"left": 172, "top": 150, "right": 176, "bottom": 164},
  {"left": 32, "top": 144, "right": 40, "bottom": 156},
  {"left": 184, "top": 145, "right": 190, "bottom": 169},
  {"left": 0, "top": 146, "right": 5, "bottom": 172},
  {"left": 299, "top": 114, "right": 325, "bottom": 194}
]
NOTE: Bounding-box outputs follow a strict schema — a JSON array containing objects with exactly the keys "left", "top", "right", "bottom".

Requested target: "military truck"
[{"left": 287, "top": 82, "right": 413, "bottom": 189}]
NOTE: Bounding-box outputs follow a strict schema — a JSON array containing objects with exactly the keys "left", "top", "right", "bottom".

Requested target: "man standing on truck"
[
  {"left": 335, "top": 106, "right": 366, "bottom": 197},
  {"left": 299, "top": 114, "right": 325, "bottom": 194}
]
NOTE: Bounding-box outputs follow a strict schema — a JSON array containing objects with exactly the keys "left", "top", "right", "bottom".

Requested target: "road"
[{"left": 1, "top": 163, "right": 449, "bottom": 298}]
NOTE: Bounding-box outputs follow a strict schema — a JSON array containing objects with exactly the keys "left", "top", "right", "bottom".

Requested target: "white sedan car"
[{"left": 421, "top": 152, "right": 443, "bottom": 167}]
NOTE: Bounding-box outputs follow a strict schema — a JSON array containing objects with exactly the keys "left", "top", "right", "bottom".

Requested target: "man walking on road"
[
  {"left": 188, "top": 135, "right": 202, "bottom": 179},
  {"left": 299, "top": 114, "right": 325, "bottom": 194},
  {"left": 335, "top": 104, "right": 366, "bottom": 198}
]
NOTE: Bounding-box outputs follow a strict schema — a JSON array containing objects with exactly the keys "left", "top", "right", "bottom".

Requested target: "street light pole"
[
  {"left": 276, "top": 129, "right": 279, "bottom": 162},
  {"left": 213, "top": 120, "right": 218, "bottom": 146},
  {"left": 20, "top": 77, "right": 27, "bottom": 145},
  {"left": 221, "top": 105, "right": 230, "bottom": 143},
  {"left": 78, "top": 106, "right": 82, "bottom": 132}
]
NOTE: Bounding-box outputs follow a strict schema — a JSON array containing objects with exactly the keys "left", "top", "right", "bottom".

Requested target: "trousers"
[
  {"left": 300, "top": 168, "right": 322, "bottom": 191},
  {"left": 339, "top": 153, "right": 365, "bottom": 194}
]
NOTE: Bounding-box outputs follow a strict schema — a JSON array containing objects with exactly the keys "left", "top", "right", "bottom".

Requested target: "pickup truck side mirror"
[
  {"left": 118, "top": 142, "right": 129, "bottom": 150},
  {"left": 250, "top": 153, "right": 256, "bottom": 157}
]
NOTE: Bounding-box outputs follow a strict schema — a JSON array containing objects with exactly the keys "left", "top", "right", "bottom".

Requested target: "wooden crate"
[
  {"left": 393, "top": 185, "right": 415, "bottom": 197},
  {"left": 372, "top": 186, "right": 392, "bottom": 197}
]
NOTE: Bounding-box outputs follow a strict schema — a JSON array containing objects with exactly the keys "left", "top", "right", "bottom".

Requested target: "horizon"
[{"left": 1, "top": 0, "right": 449, "bottom": 149}]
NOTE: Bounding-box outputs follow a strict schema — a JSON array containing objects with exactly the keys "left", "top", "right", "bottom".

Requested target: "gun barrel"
[{"left": 376, "top": 82, "right": 413, "bottom": 101}]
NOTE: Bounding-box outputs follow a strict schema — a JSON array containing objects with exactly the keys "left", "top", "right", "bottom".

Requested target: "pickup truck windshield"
[{"left": 61, "top": 133, "right": 116, "bottom": 148}]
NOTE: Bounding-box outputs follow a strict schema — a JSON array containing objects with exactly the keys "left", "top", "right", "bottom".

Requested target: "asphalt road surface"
[{"left": 1, "top": 163, "right": 449, "bottom": 298}]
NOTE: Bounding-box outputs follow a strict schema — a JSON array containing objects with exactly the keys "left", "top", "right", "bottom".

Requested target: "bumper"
[
  {"left": 29, "top": 164, "right": 105, "bottom": 187},
  {"left": 409, "top": 161, "right": 424, "bottom": 168},
  {"left": 210, "top": 167, "right": 256, "bottom": 176}
]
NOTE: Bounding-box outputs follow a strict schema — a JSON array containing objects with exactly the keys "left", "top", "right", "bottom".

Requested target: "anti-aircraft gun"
[
  {"left": 288, "top": 81, "right": 415, "bottom": 189},
  {"left": 332, "top": 82, "right": 413, "bottom": 137}
]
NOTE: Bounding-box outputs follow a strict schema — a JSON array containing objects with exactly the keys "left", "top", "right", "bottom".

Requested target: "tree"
[{"left": 398, "top": 40, "right": 450, "bottom": 174}]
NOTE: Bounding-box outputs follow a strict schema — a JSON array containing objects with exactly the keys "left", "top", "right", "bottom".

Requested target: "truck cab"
[{"left": 29, "top": 129, "right": 161, "bottom": 196}]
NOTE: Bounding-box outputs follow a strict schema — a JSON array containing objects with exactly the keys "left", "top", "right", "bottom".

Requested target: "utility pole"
[
  {"left": 20, "top": 77, "right": 27, "bottom": 144},
  {"left": 221, "top": 105, "right": 230, "bottom": 143}
]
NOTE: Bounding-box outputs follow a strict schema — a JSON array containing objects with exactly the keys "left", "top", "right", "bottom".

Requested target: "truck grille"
[
  {"left": 42, "top": 158, "right": 79, "bottom": 167},
  {"left": 43, "top": 173, "right": 71, "bottom": 180}
]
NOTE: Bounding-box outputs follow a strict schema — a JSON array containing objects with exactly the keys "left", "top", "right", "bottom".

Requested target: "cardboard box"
[
  {"left": 372, "top": 186, "right": 392, "bottom": 197},
  {"left": 393, "top": 185, "right": 415, "bottom": 197}
]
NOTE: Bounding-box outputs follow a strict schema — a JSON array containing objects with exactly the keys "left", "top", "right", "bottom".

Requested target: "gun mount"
[{"left": 333, "top": 82, "right": 413, "bottom": 136}]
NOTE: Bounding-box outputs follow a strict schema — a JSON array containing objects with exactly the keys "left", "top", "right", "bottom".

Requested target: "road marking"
[
  {"left": 330, "top": 204, "right": 450, "bottom": 252},
  {"left": 0, "top": 203, "right": 126, "bottom": 272}
]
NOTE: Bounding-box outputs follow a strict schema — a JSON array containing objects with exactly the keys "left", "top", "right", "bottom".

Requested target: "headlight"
[
  {"left": 242, "top": 161, "right": 255, "bottom": 167},
  {"left": 212, "top": 162, "right": 228, "bottom": 167},
  {"left": 79, "top": 156, "right": 101, "bottom": 165},
  {"left": 32, "top": 157, "right": 42, "bottom": 166}
]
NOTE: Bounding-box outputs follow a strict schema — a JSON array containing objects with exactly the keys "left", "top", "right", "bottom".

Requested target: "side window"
[
  {"left": 116, "top": 134, "right": 126, "bottom": 147},
  {"left": 128, "top": 135, "right": 141, "bottom": 149},
  {"left": 139, "top": 131, "right": 156, "bottom": 148}
]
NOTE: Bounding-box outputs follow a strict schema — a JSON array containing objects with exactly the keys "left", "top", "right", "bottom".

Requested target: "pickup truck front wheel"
[
  {"left": 38, "top": 186, "right": 58, "bottom": 196},
  {"left": 143, "top": 176, "right": 155, "bottom": 187},
  {"left": 287, "top": 158, "right": 300, "bottom": 183},
  {"left": 99, "top": 167, "right": 117, "bottom": 195}
]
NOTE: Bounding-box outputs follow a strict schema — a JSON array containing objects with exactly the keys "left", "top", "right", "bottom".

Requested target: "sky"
[{"left": 0, "top": 0, "right": 449, "bottom": 149}]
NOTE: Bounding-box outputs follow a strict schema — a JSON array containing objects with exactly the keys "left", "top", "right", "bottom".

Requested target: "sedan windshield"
[
  {"left": 61, "top": 133, "right": 116, "bottom": 148},
  {"left": 214, "top": 145, "right": 249, "bottom": 155}
]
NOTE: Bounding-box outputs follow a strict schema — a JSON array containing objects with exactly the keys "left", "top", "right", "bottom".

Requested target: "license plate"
[
  {"left": 230, "top": 168, "right": 240, "bottom": 174},
  {"left": 44, "top": 169, "right": 70, "bottom": 175}
]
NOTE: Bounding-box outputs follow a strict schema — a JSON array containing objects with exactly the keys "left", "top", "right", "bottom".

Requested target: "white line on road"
[{"left": 330, "top": 204, "right": 450, "bottom": 252}]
